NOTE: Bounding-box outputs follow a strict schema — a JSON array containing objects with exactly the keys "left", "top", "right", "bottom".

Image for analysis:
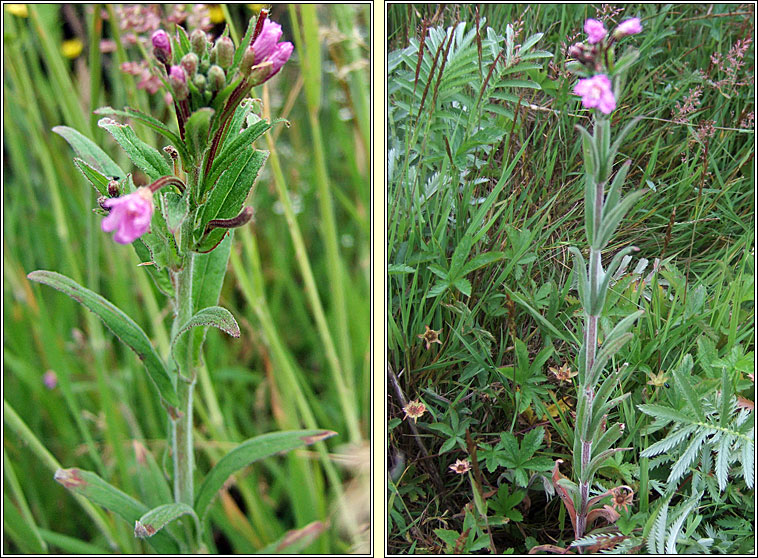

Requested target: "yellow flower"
[
  {"left": 61, "top": 38, "right": 83, "bottom": 59},
  {"left": 208, "top": 4, "right": 225, "bottom": 24},
  {"left": 5, "top": 4, "right": 28, "bottom": 17},
  {"left": 417, "top": 325, "right": 442, "bottom": 350},
  {"left": 646, "top": 370, "right": 669, "bottom": 388}
]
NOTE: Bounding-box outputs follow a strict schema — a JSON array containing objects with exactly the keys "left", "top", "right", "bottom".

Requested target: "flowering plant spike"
[
  {"left": 30, "top": 10, "right": 332, "bottom": 554},
  {"left": 531, "top": 15, "right": 646, "bottom": 550}
]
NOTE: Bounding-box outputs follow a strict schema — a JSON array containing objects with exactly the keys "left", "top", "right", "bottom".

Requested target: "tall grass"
[{"left": 3, "top": 4, "right": 369, "bottom": 554}]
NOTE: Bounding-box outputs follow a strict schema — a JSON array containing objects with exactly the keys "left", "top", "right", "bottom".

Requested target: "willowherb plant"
[
  {"left": 531, "top": 16, "right": 647, "bottom": 553},
  {"left": 27, "top": 10, "right": 335, "bottom": 553}
]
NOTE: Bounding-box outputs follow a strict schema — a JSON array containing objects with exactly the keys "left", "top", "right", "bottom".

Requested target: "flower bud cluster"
[{"left": 568, "top": 17, "right": 642, "bottom": 115}]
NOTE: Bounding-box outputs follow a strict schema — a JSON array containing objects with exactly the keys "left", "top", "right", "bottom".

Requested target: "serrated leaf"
[
  {"left": 637, "top": 404, "right": 694, "bottom": 427},
  {"left": 194, "top": 430, "right": 337, "bottom": 521},
  {"left": 53, "top": 468, "right": 178, "bottom": 554},
  {"left": 98, "top": 117, "right": 172, "bottom": 180},
  {"left": 134, "top": 503, "right": 199, "bottom": 539},
  {"left": 27, "top": 271, "right": 178, "bottom": 409},
  {"left": 53, "top": 126, "right": 124, "bottom": 178}
]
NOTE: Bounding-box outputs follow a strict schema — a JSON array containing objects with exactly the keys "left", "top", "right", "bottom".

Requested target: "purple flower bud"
[
  {"left": 169, "top": 65, "right": 189, "bottom": 100},
  {"left": 214, "top": 36, "right": 234, "bottom": 69},
  {"left": 151, "top": 29, "right": 171, "bottom": 64},
  {"left": 181, "top": 52, "right": 199, "bottom": 78},
  {"left": 43, "top": 370, "right": 58, "bottom": 390},
  {"left": 614, "top": 18, "right": 642, "bottom": 38},
  {"left": 101, "top": 187, "right": 154, "bottom": 244},
  {"left": 241, "top": 18, "right": 293, "bottom": 82},
  {"left": 584, "top": 18, "right": 607, "bottom": 44}
]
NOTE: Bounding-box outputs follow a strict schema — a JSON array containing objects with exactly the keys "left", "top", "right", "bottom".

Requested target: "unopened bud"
[
  {"left": 206, "top": 207, "right": 255, "bottom": 231},
  {"left": 169, "top": 65, "right": 189, "bottom": 101},
  {"left": 107, "top": 179, "right": 120, "bottom": 197},
  {"left": 180, "top": 52, "right": 199, "bottom": 78},
  {"left": 207, "top": 64, "right": 226, "bottom": 92},
  {"left": 192, "top": 73, "right": 206, "bottom": 93},
  {"left": 151, "top": 29, "right": 171, "bottom": 64},
  {"left": 190, "top": 29, "right": 208, "bottom": 56},
  {"left": 240, "top": 46, "right": 255, "bottom": 76},
  {"left": 214, "top": 36, "right": 234, "bottom": 69}
]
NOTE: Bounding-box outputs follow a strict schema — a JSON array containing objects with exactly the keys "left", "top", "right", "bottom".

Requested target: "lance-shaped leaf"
[
  {"left": 171, "top": 306, "right": 240, "bottom": 362},
  {"left": 594, "top": 190, "right": 645, "bottom": 250},
  {"left": 163, "top": 191, "right": 189, "bottom": 235},
  {"left": 604, "top": 160, "right": 632, "bottom": 213},
  {"left": 576, "top": 124, "right": 598, "bottom": 182},
  {"left": 195, "top": 147, "right": 267, "bottom": 252},
  {"left": 551, "top": 459, "right": 577, "bottom": 532},
  {"left": 98, "top": 117, "right": 172, "bottom": 180},
  {"left": 599, "top": 310, "right": 644, "bottom": 353},
  {"left": 582, "top": 447, "right": 632, "bottom": 483},
  {"left": 587, "top": 332, "right": 634, "bottom": 388},
  {"left": 194, "top": 430, "right": 337, "bottom": 522},
  {"left": 94, "top": 106, "right": 188, "bottom": 163},
  {"left": 588, "top": 392, "right": 630, "bottom": 447},
  {"left": 568, "top": 247, "right": 589, "bottom": 309},
  {"left": 592, "top": 422, "right": 625, "bottom": 458},
  {"left": 53, "top": 126, "right": 124, "bottom": 178},
  {"left": 74, "top": 158, "right": 111, "bottom": 196},
  {"left": 592, "top": 245, "right": 638, "bottom": 314},
  {"left": 205, "top": 119, "right": 276, "bottom": 192},
  {"left": 27, "top": 271, "right": 178, "bottom": 409},
  {"left": 134, "top": 503, "right": 199, "bottom": 539},
  {"left": 53, "top": 468, "right": 179, "bottom": 554},
  {"left": 608, "top": 116, "right": 642, "bottom": 170}
]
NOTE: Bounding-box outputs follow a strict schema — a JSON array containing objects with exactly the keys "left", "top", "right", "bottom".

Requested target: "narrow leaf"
[
  {"left": 53, "top": 468, "right": 178, "bottom": 554},
  {"left": 27, "top": 271, "right": 178, "bottom": 409},
  {"left": 53, "top": 126, "right": 124, "bottom": 178},
  {"left": 74, "top": 158, "right": 110, "bottom": 196},
  {"left": 171, "top": 306, "right": 240, "bottom": 360},
  {"left": 134, "top": 503, "right": 199, "bottom": 539},
  {"left": 98, "top": 117, "right": 172, "bottom": 180},
  {"left": 194, "top": 430, "right": 337, "bottom": 521}
]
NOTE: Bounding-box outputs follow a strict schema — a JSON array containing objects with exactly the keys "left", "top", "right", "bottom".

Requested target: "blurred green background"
[{"left": 4, "top": 3, "right": 369, "bottom": 554}]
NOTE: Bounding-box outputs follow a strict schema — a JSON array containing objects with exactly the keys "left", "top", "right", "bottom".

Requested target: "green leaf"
[
  {"left": 637, "top": 404, "right": 694, "bottom": 426},
  {"left": 206, "top": 119, "right": 275, "bottom": 192},
  {"left": 521, "top": 426, "right": 544, "bottom": 458},
  {"left": 163, "top": 191, "right": 189, "bottom": 235},
  {"left": 595, "top": 190, "right": 644, "bottom": 250},
  {"left": 132, "top": 240, "right": 174, "bottom": 297},
  {"left": 459, "top": 251, "right": 505, "bottom": 276},
  {"left": 604, "top": 160, "right": 632, "bottom": 212},
  {"left": 568, "top": 247, "right": 589, "bottom": 309},
  {"left": 185, "top": 108, "right": 214, "bottom": 161},
  {"left": 93, "top": 106, "right": 187, "bottom": 162},
  {"left": 255, "top": 521, "right": 326, "bottom": 554},
  {"left": 195, "top": 147, "right": 267, "bottom": 252},
  {"left": 73, "top": 158, "right": 111, "bottom": 196},
  {"left": 134, "top": 503, "right": 199, "bottom": 539},
  {"left": 594, "top": 245, "right": 638, "bottom": 313},
  {"left": 53, "top": 468, "right": 179, "bottom": 554},
  {"left": 27, "top": 271, "right": 178, "bottom": 409},
  {"left": 171, "top": 306, "right": 240, "bottom": 361},
  {"left": 672, "top": 355, "right": 704, "bottom": 421},
  {"left": 194, "top": 430, "right": 337, "bottom": 521},
  {"left": 192, "top": 232, "right": 233, "bottom": 312},
  {"left": 98, "top": 117, "right": 172, "bottom": 180},
  {"left": 53, "top": 126, "right": 124, "bottom": 178},
  {"left": 453, "top": 277, "right": 472, "bottom": 297}
]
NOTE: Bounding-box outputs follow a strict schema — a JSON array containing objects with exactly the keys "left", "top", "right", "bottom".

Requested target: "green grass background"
[
  {"left": 387, "top": 3, "right": 753, "bottom": 554},
  {"left": 3, "top": 4, "right": 369, "bottom": 554}
]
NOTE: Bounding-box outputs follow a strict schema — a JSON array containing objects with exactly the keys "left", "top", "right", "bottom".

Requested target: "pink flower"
[
  {"left": 584, "top": 18, "right": 607, "bottom": 44},
  {"left": 615, "top": 18, "right": 642, "bottom": 38},
  {"left": 151, "top": 29, "right": 171, "bottom": 53},
  {"left": 101, "top": 187, "right": 154, "bottom": 244},
  {"left": 43, "top": 370, "right": 58, "bottom": 390},
  {"left": 251, "top": 19, "right": 293, "bottom": 75},
  {"left": 574, "top": 74, "right": 616, "bottom": 114}
]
